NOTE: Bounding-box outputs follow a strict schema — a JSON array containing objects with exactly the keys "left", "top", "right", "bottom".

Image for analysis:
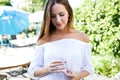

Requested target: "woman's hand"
[
  {"left": 48, "top": 60, "right": 66, "bottom": 73},
  {"left": 63, "top": 69, "right": 81, "bottom": 80}
]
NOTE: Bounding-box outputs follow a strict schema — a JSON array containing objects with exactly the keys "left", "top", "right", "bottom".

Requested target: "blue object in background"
[{"left": 0, "top": 6, "right": 30, "bottom": 35}]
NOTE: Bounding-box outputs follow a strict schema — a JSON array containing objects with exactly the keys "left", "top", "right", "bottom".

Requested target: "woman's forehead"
[{"left": 51, "top": 3, "right": 67, "bottom": 13}]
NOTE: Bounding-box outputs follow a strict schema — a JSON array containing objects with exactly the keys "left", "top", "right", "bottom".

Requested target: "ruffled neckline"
[{"left": 39, "top": 38, "right": 90, "bottom": 47}]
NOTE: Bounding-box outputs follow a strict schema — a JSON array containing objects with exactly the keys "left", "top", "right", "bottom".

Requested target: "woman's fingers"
[
  {"left": 48, "top": 66, "right": 58, "bottom": 72},
  {"left": 50, "top": 62, "right": 64, "bottom": 67},
  {"left": 48, "top": 61, "right": 66, "bottom": 73},
  {"left": 63, "top": 70, "right": 80, "bottom": 80},
  {"left": 63, "top": 69, "right": 73, "bottom": 76}
]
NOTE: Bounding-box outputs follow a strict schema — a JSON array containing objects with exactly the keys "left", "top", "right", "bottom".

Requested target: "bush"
[
  {"left": 93, "top": 55, "right": 120, "bottom": 77},
  {"left": 0, "top": 0, "right": 11, "bottom": 6},
  {"left": 74, "top": 0, "right": 120, "bottom": 77}
]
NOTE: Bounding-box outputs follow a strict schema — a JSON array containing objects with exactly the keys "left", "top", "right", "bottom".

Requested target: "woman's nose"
[{"left": 56, "top": 16, "right": 61, "bottom": 23}]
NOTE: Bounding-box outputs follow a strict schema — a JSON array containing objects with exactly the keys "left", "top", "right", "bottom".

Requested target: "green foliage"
[
  {"left": 93, "top": 55, "right": 120, "bottom": 78},
  {"left": 74, "top": 0, "right": 120, "bottom": 56},
  {"left": 32, "top": 0, "right": 47, "bottom": 12},
  {"left": 21, "top": 0, "right": 47, "bottom": 12},
  {"left": 74, "top": 0, "right": 120, "bottom": 78},
  {"left": 0, "top": 0, "right": 11, "bottom": 6}
]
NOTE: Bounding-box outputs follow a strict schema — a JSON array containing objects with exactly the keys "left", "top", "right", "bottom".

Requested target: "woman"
[{"left": 28, "top": 0, "right": 94, "bottom": 80}]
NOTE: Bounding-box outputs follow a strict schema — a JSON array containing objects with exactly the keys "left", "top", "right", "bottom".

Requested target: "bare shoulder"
[
  {"left": 73, "top": 30, "right": 90, "bottom": 43},
  {"left": 37, "top": 38, "right": 48, "bottom": 46},
  {"left": 79, "top": 32, "right": 90, "bottom": 43}
]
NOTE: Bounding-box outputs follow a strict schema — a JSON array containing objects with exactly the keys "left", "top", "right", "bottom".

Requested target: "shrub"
[
  {"left": 93, "top": 55, "right": 120, "bottom": 77},
  {"left": 74, "top": 0, "right": 120, "bottom": 77}
]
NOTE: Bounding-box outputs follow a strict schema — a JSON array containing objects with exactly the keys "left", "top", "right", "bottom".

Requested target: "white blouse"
[{"left": 28, "top": 39, "right": 94, "bottom": 80}]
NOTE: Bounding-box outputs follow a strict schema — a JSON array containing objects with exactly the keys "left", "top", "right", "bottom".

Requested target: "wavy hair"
[{"left": 37, "top": 0, "right": 74, "bottom": 42}]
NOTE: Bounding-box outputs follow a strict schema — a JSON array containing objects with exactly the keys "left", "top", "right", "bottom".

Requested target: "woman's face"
[{"left": 50, "top": 3, "right": 69, "bottom": 31}]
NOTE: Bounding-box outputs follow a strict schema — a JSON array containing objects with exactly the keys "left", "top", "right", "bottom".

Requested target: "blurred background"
[{"left": 0, "top": 0, "right": 120, "bottom": 80}]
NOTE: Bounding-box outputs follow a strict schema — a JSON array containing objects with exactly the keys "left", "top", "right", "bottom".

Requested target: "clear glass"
[
  {"left": 57, "top": 57, "right": 67, "bottom": 72},
  {"left": 52, "top": 57, "right": 67, "bottom": 72}
]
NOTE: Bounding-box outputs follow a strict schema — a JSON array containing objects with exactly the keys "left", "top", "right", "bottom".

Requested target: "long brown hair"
[{"left": 37, "top": 0, "right": 74, "bottom": 43}]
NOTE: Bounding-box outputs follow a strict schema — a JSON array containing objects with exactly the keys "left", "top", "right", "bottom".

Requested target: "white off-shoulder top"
[{"left": 28, "top": 39, "right": 94, "bottom": 80}]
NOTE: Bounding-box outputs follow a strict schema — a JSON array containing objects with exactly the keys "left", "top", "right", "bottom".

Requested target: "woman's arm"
[
  {"left": 34, "top": 60, "right": 65, "bottom": 77},
  {"left": 34, "top": 66, "right": 49, "bottom": 77},
  {"left": 63, "top": 32, "right": 94, "bottom": 80},
  {"left": 28, "top": 45, "right": 45, "bottom": 79}
]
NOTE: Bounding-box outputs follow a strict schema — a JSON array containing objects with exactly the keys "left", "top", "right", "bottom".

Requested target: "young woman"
[{"left": 28, "top": 0, "right": 94, "bottom": 80}]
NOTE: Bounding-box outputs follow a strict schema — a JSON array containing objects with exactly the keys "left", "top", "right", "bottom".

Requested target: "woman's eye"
[
  {"left": 60, "top": 13, "right": 64, "bottom": 16},
  {"left": 51, "top": 15, "right": 56, "bottom": 18}
]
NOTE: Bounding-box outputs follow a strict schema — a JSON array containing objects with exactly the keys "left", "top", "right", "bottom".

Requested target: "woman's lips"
[{"left": 56, "top": 24, "right": 62, "bottom": 27}]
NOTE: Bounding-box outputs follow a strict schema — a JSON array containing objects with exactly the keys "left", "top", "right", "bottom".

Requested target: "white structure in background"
[
  {"left": 28, "top": 11, "right": 44, "bottom": 35},
  {"left": 10, "top": 0, "right": 32, "bottom": 9},
  {"left": 10, "top": 0, "right": 83, "bottom": 9},
  {"left": 28, "top": 11, "right": 44, "bottom": 23},
  {"left": 69, "top": 0, "right": 84, "bottom": 8}
]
